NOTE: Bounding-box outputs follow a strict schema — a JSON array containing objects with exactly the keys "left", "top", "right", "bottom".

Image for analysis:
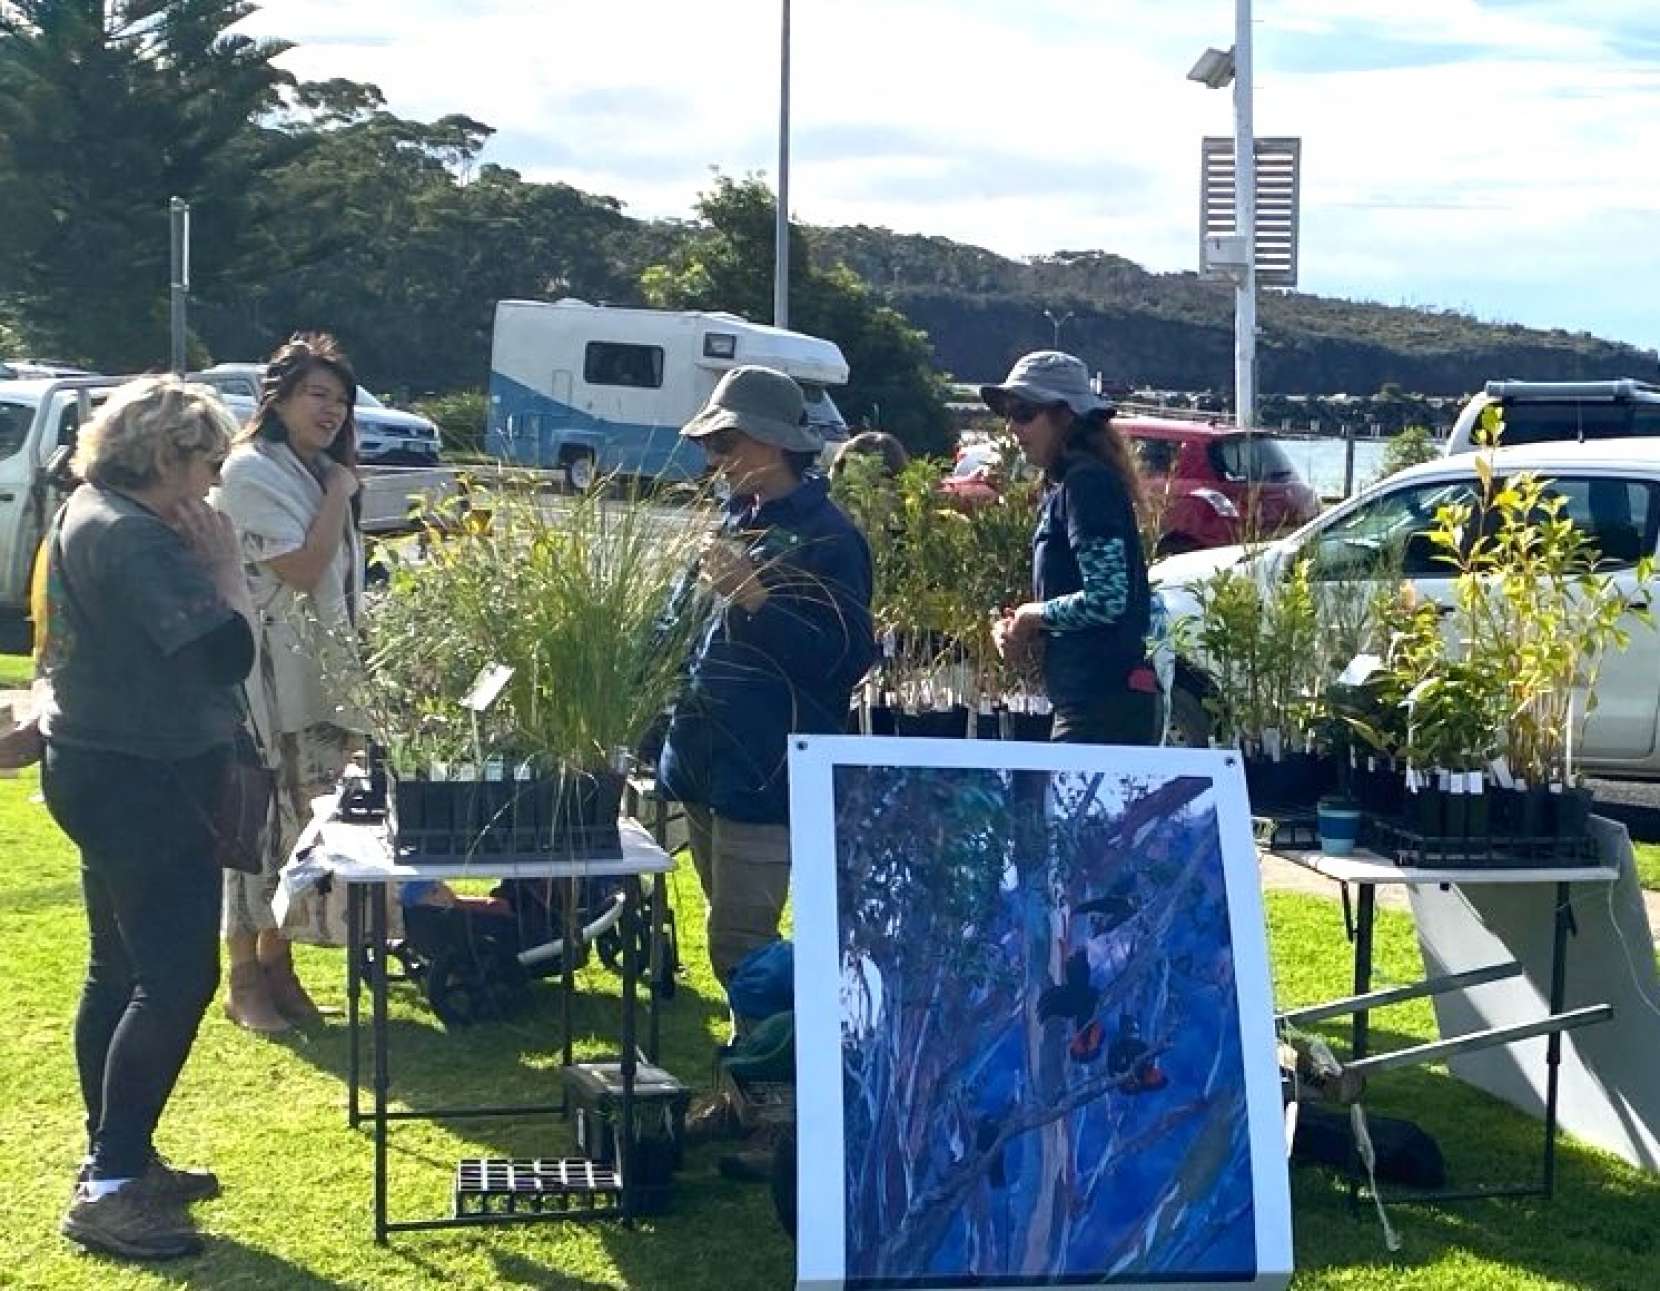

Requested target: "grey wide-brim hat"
[
  {"left": 682, "top": 365, "right": 824, "bottom": 453},
  {"left": 980, "top": 350, "right": 1114, "bottom": 419}
]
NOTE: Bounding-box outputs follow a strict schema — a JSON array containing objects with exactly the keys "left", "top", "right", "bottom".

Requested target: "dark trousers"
[
  {"left": 43, "top": 742, "right": 226, "bottom": 1180},
  {"left": 1050, "top": 689, "right": 1159, "bottom": 746}
]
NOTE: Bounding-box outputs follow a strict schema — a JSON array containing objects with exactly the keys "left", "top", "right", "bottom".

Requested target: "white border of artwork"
[{"left": 789, "top": 735, "right": 1292, "bottom": 1291}]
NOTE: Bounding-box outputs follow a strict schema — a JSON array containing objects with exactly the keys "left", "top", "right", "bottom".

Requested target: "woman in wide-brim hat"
[{"left": 985, "top": 351, "right": 1158, "bottom": 745}]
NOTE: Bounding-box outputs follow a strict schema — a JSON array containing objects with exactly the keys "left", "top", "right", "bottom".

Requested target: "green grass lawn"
[
  {"left": 0, "top": 650, "right": 32, "bottom": 690},
  {"left": 1633, "top": 843, "right": 1660, "bottom": 892},
  {"left": 2, "top": 772, "right": 1658, "bottom": 1289}
]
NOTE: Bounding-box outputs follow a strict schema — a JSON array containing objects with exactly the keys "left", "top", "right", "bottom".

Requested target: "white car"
[
  {"left": 1445, "top": 379, "right": 1660, "bottom": 456},
  {"left": 192, "top": 363, "right": 443, "bottom": 465},
  {"left": 1152, "top": 438, "right": 1660, "bottom": 779}
]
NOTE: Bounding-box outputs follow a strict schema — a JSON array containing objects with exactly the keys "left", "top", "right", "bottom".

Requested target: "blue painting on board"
[{"left": 832, "top": 766, "right": 1256, "bottom": 1287}]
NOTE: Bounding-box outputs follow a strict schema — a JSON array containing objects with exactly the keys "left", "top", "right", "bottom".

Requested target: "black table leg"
[
  {"left": 1542, "top": 881, "right": 1572, "bottom": 1198},
  {"left": 647, "top": 871, "right": 666, "bottom": 1063},
  {"left": 371, "top": 881, "right": 390, "bottom": 1246},
  {"left": 620, "top": 877, "right": 639, "bottom": 1223},
  {"left": 1353, "top": 884, "right": 1377, "bottom": 1062},
  {"left": 347, "top": 882, "right": 363, "bottom": 1129}
]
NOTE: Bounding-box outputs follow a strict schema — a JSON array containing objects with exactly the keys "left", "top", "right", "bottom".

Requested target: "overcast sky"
[{"left": 239, "top": 0, "right": 1660, "bottom": 356}]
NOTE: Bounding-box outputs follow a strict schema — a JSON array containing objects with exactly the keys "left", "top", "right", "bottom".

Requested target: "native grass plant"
[
  {"left": 330, "top": 473, "right": 723, "bottom": 777},
  {"left": 1192, "top": 557, "right": 1320, "bottom": 755}
]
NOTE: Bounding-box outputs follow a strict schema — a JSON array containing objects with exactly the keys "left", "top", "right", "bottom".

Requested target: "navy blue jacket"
[
  {"left": 1033, "top": 452, "right": 1150, "bottom": 706},
  {"left": 659, "top": 475, "right": 875, "bottom": 824}
]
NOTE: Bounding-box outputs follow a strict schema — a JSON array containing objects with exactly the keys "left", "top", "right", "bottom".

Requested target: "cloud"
[{"left": 235, "top": 0, "right": 1660, "bottom": 353}]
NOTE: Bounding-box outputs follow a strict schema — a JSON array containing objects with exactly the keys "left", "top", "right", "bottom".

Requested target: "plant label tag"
[
  {"left": 1489, "top": 757, "right": 1515, "bottom": 790},
  {"left": 462, "top": 663, "right": 515, "bottom": 713},
  {"left": 1338, "top": 653, "right": 1384, "bottom": 686}
]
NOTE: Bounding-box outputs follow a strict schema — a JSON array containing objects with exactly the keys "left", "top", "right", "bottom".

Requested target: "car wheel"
[
  {"left": 565, "top": 451, "right": 596, "bottom": 492},
  {"left": 1162, "top": 682, "right": 1211, "bottom": 748},
  {"left": 1156, "top": 533, "right": 1201, "bottom": 559}
]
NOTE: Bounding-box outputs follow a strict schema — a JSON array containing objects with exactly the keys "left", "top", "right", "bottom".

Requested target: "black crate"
[
  {"left": 1367, "top": 816, "right": 1599, "bottom": 870},
  {"left": 563, "top": 1061, "right": 689, "bottom": 1214},
  {"left": 389, "top": 769, "right": 623, "bottom": 864},
  {"left": 1252, "top": 812, "right": 1321, "bottom": 852},
  {"left": 453, "top": 1158, "right": 621, "bottom": 1219}
]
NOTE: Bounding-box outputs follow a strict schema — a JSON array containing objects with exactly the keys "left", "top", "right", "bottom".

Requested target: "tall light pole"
[
  {"left": 1232, "top": 0, "right": 1256, "bottom": 428},
  {"left": 774, "top": 0, "right": 791, "bottom": 330},
  {"left": 169, "top": 197, "right": 191, "bottom": 375},
  {"left": 1187, "top": 0, "right": 1257, "bottom": 428},
  {"left": 1042, "top": 308, "right": 1075, "bottom": 350}
]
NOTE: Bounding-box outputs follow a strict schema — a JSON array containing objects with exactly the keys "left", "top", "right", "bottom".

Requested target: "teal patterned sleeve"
[{"left": 1040, "top": 536, "right": 1128, "bottom": 631}]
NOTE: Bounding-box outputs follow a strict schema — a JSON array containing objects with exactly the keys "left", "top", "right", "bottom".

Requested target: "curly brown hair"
[{"left": 235, "top": 332, "right": 359, "bottom": 468}]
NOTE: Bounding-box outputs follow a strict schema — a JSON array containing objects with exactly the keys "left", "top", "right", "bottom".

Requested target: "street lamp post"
[
  {"left": 1042, "top": 308, "right": 1075, "bottom": 350},
  {"left": 774, "top": 0, "right": 791, "bottom": 331},
  {"left": 1187, "top": 0, "right": 1257, "bottom": 428}
]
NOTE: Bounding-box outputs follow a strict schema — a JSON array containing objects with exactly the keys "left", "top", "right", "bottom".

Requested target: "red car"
[{"left": 1118, "top": 416, "right": 1320, "bottom": 555}]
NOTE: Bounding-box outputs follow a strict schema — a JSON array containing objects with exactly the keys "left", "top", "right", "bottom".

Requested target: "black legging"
[{"left": 43, "top": 742, "right": 227, "bottom": 1181}]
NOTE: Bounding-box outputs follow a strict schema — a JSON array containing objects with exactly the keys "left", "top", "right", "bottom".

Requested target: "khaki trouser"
[{"left": 683, "top": 804, "right": 791, "bottom": 987}]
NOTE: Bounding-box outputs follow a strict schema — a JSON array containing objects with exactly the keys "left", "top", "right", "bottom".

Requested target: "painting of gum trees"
[{"left": 793, "top": 741, "right": 1288, "bottom": 1291}]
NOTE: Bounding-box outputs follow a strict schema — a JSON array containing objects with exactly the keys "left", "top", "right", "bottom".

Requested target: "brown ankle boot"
[
  {"left": 261, "top": 954, "right": 323, "bottom": 1026},
  {"left": 224, "top": 961, "right": 289, "bottom": 1033}
]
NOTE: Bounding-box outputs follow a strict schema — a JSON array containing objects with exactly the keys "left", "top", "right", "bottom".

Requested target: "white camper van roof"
[{"left": 498, "top": 299, "right": 849, "bottom": 387}]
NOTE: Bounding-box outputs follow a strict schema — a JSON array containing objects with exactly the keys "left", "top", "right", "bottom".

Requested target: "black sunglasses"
[
  {"left": 1003, "top": 399, "right": 1051, "bottom": 426},
  {"left": 702, "top": 428, "right": 744, "bottom": 457}
]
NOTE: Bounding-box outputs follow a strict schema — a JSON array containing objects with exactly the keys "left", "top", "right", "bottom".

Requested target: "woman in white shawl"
[{"left": 214, "top": 334, "right": 365, "bottom": 1032}]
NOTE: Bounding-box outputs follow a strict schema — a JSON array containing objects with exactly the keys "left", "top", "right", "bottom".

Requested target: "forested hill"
[{"left": 806, "top": 227, "right": 1659, "bottom": 394}]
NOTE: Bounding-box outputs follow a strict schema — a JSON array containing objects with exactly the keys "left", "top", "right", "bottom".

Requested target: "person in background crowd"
[
  {"left": 984, "top": 351, "right": 1157, "bottom": 744},
  {"left": 659, "top": 365, "right": 876, "bottom": 999},
  {"left": 39, "top": 377, "right": 254, "bottom": 1259},
  {"left": 214, "top": 333, "right": 365, "bottom": 1032},
  {"left": 829, "top": 429, "right": 910, "bottom": 481}
]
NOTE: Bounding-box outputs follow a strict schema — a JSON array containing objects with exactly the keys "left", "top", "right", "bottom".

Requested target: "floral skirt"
[{"left": 221, "top": 722, "right": 351, "bottom": 939}]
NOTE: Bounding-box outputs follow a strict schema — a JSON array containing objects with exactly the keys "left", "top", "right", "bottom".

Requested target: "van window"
[
  {"left": 0, "top": 400, "right": 31, "bottom": 461},
  {"left": 1210, "top": 435, "right": 1295, "bottom": 482},
  {"left": 584, "top": 342, "right": 664, "bottom": 390},
  {"left": 212, "top": 376, "right": 258, "bottom": 399},
  {"left": 1499, "top": 402, "right": 1660, "bottom": 445}
]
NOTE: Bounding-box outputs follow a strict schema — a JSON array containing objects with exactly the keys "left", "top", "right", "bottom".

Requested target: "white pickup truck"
[{"left": 0, "top": 374, "right": 457, "bottom": 647}]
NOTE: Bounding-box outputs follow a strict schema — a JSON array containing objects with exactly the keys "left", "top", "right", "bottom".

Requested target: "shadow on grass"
[
  {"left": 74, "top": 1235, "right": 352, "bottom": 1288},
  {"left": 270, "top": 957, "right": 727, "bottom": 1164},
  {"left": 1290, "top": 1031, "right": 1660, "bottom": 1291}
]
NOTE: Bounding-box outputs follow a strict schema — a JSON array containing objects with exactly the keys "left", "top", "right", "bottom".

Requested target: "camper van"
[{"left": 486, "top": 299, "right": 851, "bottom": 488}]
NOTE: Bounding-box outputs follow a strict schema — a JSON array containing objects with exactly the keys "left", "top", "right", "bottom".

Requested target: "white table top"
[
  {"left": 297, "top": 813, "right": 674, "bottom": 883},
  {"left": 1267, "top": 847, "right": 1618, "bottom": 887}
]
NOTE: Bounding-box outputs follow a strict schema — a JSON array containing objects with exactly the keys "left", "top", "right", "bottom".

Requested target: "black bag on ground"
[{"left": 1292, "top": 1104, "right": 1447, "bottom": 1189}]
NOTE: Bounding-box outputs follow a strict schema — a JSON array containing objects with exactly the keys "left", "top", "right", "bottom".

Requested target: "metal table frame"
[
  {"left": 1268, "top": 848, "right": 1618, "bottom": 1206},
  {"left": 316, "top": 817, "right": 675, "bottom": 1243}
]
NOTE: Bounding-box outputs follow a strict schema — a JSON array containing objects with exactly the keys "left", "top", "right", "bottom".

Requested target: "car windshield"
[
  {"left": 1209, "top": 434, "right": 1298, "bottom": 483},
  {"left": 0, "top": 399, "right": 33, "bottom": 461},
  {"left": 1498, "top": 401, "right": 1660, "bottom": 444},
  {"left": 799, "top": 383, "right": 846, "bottom": 433}
]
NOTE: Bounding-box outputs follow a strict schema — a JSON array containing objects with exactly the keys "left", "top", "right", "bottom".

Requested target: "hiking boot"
[
  {"left": 684, "top": 1091, "right": 741, "bottom": 1146},
  {"left": 262, "top": 955, "right": 325, "bottom": 1026},
  {"left": 60, "top": 1184, "right": 202, "bottom": 1260},
  {"left": 223, "top": 962, "right": 289, "bottom": 1034},
  {"left": 143, "top": 1153, "right": 220, "bottom": 1203},
  {"left": 76, "top": 1154, "right": 220, "bottom": 1204}
]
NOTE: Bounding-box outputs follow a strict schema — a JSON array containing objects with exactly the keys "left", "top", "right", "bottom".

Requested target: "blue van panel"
[{"left": 485, "top": 372, "right": 707, "bottom": 481}]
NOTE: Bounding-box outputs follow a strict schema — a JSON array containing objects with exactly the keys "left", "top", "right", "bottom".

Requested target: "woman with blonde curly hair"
[
  {"left": 213, "top": 332, "right": 365, "bottom": 1032},
  {"left": 38, "top": 376, "right": 255, "bottom": 1259}
]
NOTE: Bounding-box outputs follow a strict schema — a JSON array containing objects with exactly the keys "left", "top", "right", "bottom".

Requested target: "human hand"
[
  {"left": 1006, "top": 602, "right": 1047, "bottom": 644},
  {"left": 171, "top": 499, "right": 241, "bottom": 571},
  {"left": 700, "top": 538, "right": 768, "bottom": 612},
  {"left": 323, "top": 459, "right": 360, "bottom": 501}
]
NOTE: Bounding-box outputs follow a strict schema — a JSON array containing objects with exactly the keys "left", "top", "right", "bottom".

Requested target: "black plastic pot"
[
  {"left": 391, "top": 767, "right": 623, "bottom": 860},
  {"left": 893, "top": 707, "right": 970, "bottom": 739},
  {"left": 1521, "top": 786, "right": 1552, "bottom": 840},
  {"left": 999, "top": 711, "right": 1055, "bottom": 743},
  {"left": 973, "top": 711, "right": 1001, "bottom": 742},
  {"left": 1554, "top": 786, "right": 1592, "bottom": 840},
  {"left": 1408, "top": 786, "right": 1444, "bottom": 839}
]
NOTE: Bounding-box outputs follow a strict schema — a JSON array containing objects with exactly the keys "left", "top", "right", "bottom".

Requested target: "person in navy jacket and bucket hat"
[
  {"left": 983, "top": 351, "right": 1157, "bottom": 745},
  {"left": 659, "top": 365, "right": 875, "bottom": 995}
]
